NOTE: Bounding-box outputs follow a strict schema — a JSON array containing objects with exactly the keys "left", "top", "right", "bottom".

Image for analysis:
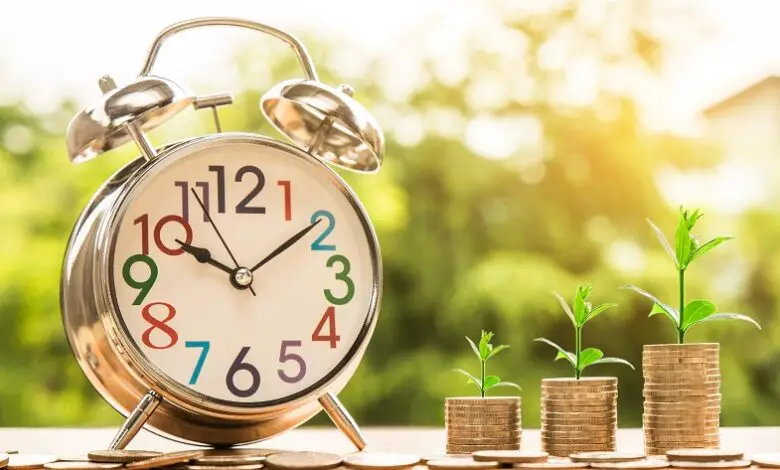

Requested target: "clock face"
[{"left": 109, "top": 138, "right": 379, "bottom": 406}]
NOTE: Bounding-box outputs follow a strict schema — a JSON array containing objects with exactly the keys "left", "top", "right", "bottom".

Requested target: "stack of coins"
[
  {"left": 642, "top": 343, "right": 721, "bottom": 456},
  {"left": 541, "top": 377, "right": 618, "bottom": 457},
  {"left": 445, "top": 396, "right": 521, "bottom": 454}
]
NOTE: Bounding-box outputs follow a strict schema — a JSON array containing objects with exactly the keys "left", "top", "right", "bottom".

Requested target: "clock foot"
[
  {"left": 109, "top": 390, "right": 162, "bottom": 449},
  {"left": 319, "top": 392, "right": 366, "bottom": 450}
]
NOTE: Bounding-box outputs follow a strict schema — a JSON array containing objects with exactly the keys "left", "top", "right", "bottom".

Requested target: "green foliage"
[
  {"left": 536, "top": 286, "right": 633, "bottom": 379},
  {"left": 625, "top": 207, "right": 761, "bottom": 343},
  {"left": 454, "top": 331, "right": 521, "bottom": 397}
]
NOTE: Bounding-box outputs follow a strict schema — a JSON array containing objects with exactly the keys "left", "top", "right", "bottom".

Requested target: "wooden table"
[{"left": 0, "top": 428, "right": 778, "bottom": 456}]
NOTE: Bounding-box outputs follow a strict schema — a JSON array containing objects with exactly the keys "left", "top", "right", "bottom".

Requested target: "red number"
[
  {"left": 278, "top": 180, "right": 292, "bottom": 221},
  {"left": 141, "top": 302, "right": 178, "bottom": 350},
  {"left": 134, "top": 214, "right": 192, "bottom": 256},
  {"left": 312, "top": 306, "right": 340, "bottom": 348}
]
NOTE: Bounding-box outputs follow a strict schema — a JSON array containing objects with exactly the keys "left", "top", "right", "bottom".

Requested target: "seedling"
[
  {"left": 623, "top": 206, "right": 760, "bottom": 343},
  {"left": 536, "top": 285, "right": 634, "bottom": 379},
  {"left": 453, "top": 330, "right": 521, "bottom": 397}
]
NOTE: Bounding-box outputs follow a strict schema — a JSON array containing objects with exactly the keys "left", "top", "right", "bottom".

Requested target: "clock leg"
[
  {"left": 108, "top": 390, "right": 162, "bottom": 449},
  {"left": 319, "top": 392, "right": 367, "bottom": 450}
]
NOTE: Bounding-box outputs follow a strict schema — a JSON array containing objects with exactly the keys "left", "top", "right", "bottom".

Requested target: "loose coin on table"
[
  {"left": 194, "top": 455, "right": 266, "bottom": 466},
  {"left": 421, "top": 455, "right": 471, "bottom": 463},
  {"left": 514, "top": 462, "right": 588, "bottom": 469},
  {"left": 124, "top": 451, "right": 205, "bottom": 470},
  {"left": 751, "top": 454, "right": 780, "bottom": 468},
  {"left": 428, "top": 459, "right": 500, "bottom": 470},
  {"left": 88, "top": 451, "right": 163, "bottom": 464},
  {"left": 666, "top": 451, "right": 743, "bottom": 463},
  {"left": 343, "top": 452, "right": 421, "bottom": 470},
  {"left": 473, "top": 451, "right": 549, "bottom": 464},
  {"left": 204, "top": 449, "right": 284, "bottom": 457},
  {"left": 590, "top": 461, "right": 670, "bottom": 469},
  {"left": 668, "top": 461, "right": 751, "bottom": 469},
  {"left": 569, "top": 453, "right": 645, "bottom": 463},
  {"left": 44, "top": 464, "right": 122, "bottom": 470},
  {"left": 185, "top": 465, "right": 264, "bottom": 470},
  {"left": 8, "top": 455, "right": 58, "bottom": 470},
  {"left": 266, "top": 452, "right": 342, "bottom": 470}
]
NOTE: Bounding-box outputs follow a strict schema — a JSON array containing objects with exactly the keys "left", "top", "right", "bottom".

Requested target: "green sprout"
[
  {"left": 536, "top": 285, "right": 634, "bottom": 379},
  {"left": 453, "top": 330, "right": 521, "bottom": 397},
  {"left": 623, "top": 206, "right": 760, "bottom": 344}
]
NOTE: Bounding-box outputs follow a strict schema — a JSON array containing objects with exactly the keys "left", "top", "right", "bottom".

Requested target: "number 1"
[{"left": 185, "top": 341, "right": 210, "bottom": 385}]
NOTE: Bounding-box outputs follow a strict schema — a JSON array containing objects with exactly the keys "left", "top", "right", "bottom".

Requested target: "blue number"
[
  {"left": 185, "top": 341, "right": 210, "bottom": 385},
  {"left": 310, "top": 210, "right": 336, "bottom": 251}
]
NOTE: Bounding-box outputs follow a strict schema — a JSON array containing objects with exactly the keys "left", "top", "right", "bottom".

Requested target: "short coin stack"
[
  {"left": 642, "top": 344, "right": 721, "bottom": 455},
  {"left": 445, "top": 396, "right": 521, "bottom": 454},
  {"left": 541, "top": 377, "right": 618, "bottom": 457}
]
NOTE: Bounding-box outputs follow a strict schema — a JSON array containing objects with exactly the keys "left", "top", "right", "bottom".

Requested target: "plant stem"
[
  {"left": 678, "top": 268, "right": 686, "bottom": 344},
  {"left": 481, "top": 358, "right": 486, "bottom": 398},
  {"left": 575, "top": 325, "right": 582, "bottom": 380}
]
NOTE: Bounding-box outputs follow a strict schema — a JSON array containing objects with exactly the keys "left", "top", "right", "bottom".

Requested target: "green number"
[
  {"left": 122, "top": 254, "right": 159, "bottom": 305},
  {"left": 324, "top": 254, "right": 354, "bottom": 305}
]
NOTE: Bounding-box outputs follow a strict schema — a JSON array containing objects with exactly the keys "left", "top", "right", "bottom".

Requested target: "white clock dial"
[{"left": 109, "top": 139, "right": 379, "bottom": 405}]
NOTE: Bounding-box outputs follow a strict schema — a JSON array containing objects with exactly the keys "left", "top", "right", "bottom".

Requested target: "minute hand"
[{"left": 250, "top": 219, "right": 322, "bottom": 272}]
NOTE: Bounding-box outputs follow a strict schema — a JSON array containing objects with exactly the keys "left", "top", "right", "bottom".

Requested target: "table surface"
[{"left": 0, "top": 428, "right": 778, "bottom": 456}]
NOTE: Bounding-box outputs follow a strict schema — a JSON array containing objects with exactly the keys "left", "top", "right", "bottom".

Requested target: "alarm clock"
[{"left": 60, "top": 18, "right": 383, "bottom": 450}]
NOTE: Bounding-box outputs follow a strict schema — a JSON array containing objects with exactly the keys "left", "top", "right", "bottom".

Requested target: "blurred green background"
[{"left": 1, "top": 0, "right": 778, "bottom": 429}]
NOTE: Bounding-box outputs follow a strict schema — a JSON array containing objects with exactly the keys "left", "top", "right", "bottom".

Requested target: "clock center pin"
[{"left": 232, "top": 267, "right": 254, "bottom": 289}]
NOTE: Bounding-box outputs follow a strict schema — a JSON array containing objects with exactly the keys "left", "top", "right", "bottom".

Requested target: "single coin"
[
  {"left": 590, "top": 461, "right": 670, "bottom": 469},
  {"left": 194, "top": 455, "right": 266, "bottom": 466},
  {"left": 55, "top": 458, "right": 91, "bottom": 463},
  {"left": 543, "top": 391, "right": 618, "bottom": 400},
  {"left": 447, "top": 397, "right": 520, "bottom": 404},
  {"left": 9, "top": 455, "right": 58, "bottom": 470},
  {"left": 88, "top": 451, "right": 163, "bottom": 464},
  {"left": 750, "top": 453, "right": 780, "bottom": 468},
  {"left": 666, "top": 450, "right": 743, "bottom": 462},
  {"left": 343, "top": 452, "right": 420, "bottom": 470},
  {"left": 645, "top": 436, "right": 720, "bottom": 443},
  {"left": 543, "top": 377, "right": 617, "bottom": 385},
  {"left": 643, "top": 344, "right": 718, "bottom": 351},
  {"left": 428, "top": 459, "right": 500, "bottom": 470},
  {"left": 447, "top": 438, "right": 520, "bottom": 446},
  {"left": 448, "top": 431, "right": 522, "bottom": 439},
  {"left": 447, "top": 445, "right": 520, "bottom": 453},
  {"left": 514, "top": 462, "right": 588, "bottom": 469},
  {"left": 266, "top": 452, "right": 342, "bottom": 470},
  {"left": 204, "top": 449, "right": 283, "bottom": 457},
  {"left": 543, "top": 416, "right": 617, "bottom": 423},
  {"left": 569, "top": 453, "right": 645, "bottom": 463},
  {"left": 125, "top": 451, "right": 205, "bottom": 470},
  {"left": 184, "top": 465, "right": 264, "bottom": 470},
  {"left": 472, "top": 451, "right": 548, "bottom": 464},
  {"left": 644, "top": 377, "right": 720, "bottom": 385},
  {"left": 669, "top": 461, "right": 750, "bottom": 469},
  {"left": 420, "top": 455, "right": 471, "bottom": 463},
  {"left": 44, "top": 464, "right": 122, "bottom": 470},
  {"left": 643, "top": 389, "right": 719, "bottom": 398}
]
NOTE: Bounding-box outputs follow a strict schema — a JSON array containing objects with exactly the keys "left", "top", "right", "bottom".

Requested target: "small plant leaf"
[
  {"left": 478, "top": 330, "right": 493, "bottom": 361},
  {"left": 675, "top": 208, "right": 693, "bottom": 268},
  {"left": 584, "top": 302, "right": 618, "bottom": 325},
  {"left": 465, "top": 336, "right": 480, "bottom": 361},
  {"left": 649, "top": 303, "right": 667, "bottom": 317},
  {"left": 577, "top": 347, "right": 604, "bottom": 371},
  {"left": 487, "top": 344, "right": 510, "bottom": 360},
  {"left": 535, "top": 338, "right": 576, "bottom": 369},
  {"left": 687, "top": 312, "right": 762, "bottom": 332},
  {"left": 647, "top": 218, "right": 678, "bottom": 268},
  {"left": 553, "top": 291, "right": 576, "bottom": 327},
  {"left": 453, "top": 368, "right": 482, "bottom": 390},
  {"left": 573, "top": 285, "right": 592, "bottom": 326},
  {"left": 483, "top": 375, "right": 501, "bottom": 390},
  {"left": 489, "top": 381, "right": 522, "bottom": 392},
  {"left": 591, "top": 357, "right": 635, "bottom": 370},
  {"left": 620, "top": 285, "right": 679, "bottom": 325},
  {"left": 688, "top": 237, "right": 732, "bottom": 265},
  {"left": 681, "top": 299, "right": 717, "bottom": 331}
]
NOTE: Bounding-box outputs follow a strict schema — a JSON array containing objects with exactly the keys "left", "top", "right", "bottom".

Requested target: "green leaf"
[
  {"left": 675, "top": 208, "right": 693, "bottom": 268},
  {"left": 465, "top": 336, "right": 480, "bottom": 361},
  {"left": 583, "top": 302, "right": 618, "bottom": 325},
  {"left": 453, "top": 368, "right": 482, "bottom": 390},
  {"left": 573, "top": 285, "right": 592, "bottom": 325},
  {"left": 687, "top": 313, "right": 762, "bottom": 332},
  {"left": 553, "top": 291, "right": 576, "bottom": 327},
  {"left": 647, "top": 218, "right": 678, "bottom": 268},
  {"left": 681, "top": 299, "right": 716, "bottom": 331},
  {"left": 620, "top": 285, "right": 679, "bottom": 325},
  {"left": 535, "top": 338, "right": 576, "bottom": 369},
  {"left": 577, "top": 347, "right": 604, "bottom": 371},
  {"left": 487, "top": 344, "right": 510, "bottom": 360},
  {"left": 482, "top": 375, "right": 500, "bottom": 390},
  {"left": 591, "top": 357, "right": 635, "bottom": 370},
  {"left": 488, "top": 381, "right": 522, "bottom": 392},
  {"left": 478, "top": 330, "right": 493, "bottom": 361},
  {"left": 688, "top": 237, "right": 732, "bottom": 265}
]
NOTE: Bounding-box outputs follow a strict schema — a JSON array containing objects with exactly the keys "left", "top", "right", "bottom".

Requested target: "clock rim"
[{"left": 97, "top": 133, "right": 382, "bottom": 414}]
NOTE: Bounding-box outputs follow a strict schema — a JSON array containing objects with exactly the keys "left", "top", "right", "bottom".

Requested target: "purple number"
[
  {"left": 175, "top": 181, "right": 210, "bottom": 222},
  {"left": 278, "top": 340, "right": 306, "bottom": 383}
]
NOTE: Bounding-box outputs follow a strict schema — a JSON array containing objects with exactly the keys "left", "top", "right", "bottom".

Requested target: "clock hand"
[
  {"left": 175, "top": 239, "right": 233, "bottom": 274},
  {"left": 250, "top": 218, "right": 322, "bottom": 272},
  {"left": 190, "top": 188, "right": 257, "bottom": 297}
]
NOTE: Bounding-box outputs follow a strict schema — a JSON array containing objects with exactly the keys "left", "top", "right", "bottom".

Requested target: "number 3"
[{"left": 324, "top": 254, "right": 354, "bottom": 305}]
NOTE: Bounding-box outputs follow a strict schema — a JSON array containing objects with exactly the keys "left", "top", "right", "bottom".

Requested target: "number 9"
[{"left": 122, "top": 254, "right": 159, "bottom": 305}]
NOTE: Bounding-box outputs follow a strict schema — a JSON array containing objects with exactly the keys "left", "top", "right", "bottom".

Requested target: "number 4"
[{"left": 312, "top": 306, "right": 340, "bottom": 348}]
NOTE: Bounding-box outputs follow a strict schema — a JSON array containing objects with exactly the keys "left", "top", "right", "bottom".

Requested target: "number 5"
[{"left": 278, "top": 340, "right": 306, "bottom": 383}]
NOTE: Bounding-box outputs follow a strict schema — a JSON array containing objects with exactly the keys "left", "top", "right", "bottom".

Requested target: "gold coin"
[
  {"left": 447, "top": 423, "right": 520, "bottom": 430},
  {"left": 448, "top": 438, "right": 520, "bottom": 445},
  {"left": 185, "top": 465, "right": 265, "bottom": 470},
  {"left": 669, "top": 461, "right": 750, "bottom": 469},
  {"left": 446, "top": 445, "right": 520, "bottom": 454},
  {"left": 590, "top": 460, "right": 670, "bottom": 469},
  {"left": 543, "top": 411, "right": 617, "bottom": 419},
  {"left": 447, "top": 409, "right": 521, "bottom": 415},
  {"left": 342, "top": 452, "right": 420, "bottom": 470},
  {"left": 420, "top": 456, "right": 471, "bottom": 463},
  {"left": 750, "top": 453, "right": 780, "bottom": 468},
  {"left": 642, "top": 395, "right": 720, "bottom": 403},
  {"left": 569, "top": 452, "right": 645, "bottom": 463},
  {"left": 543, "top": 415, "right": 617, "bottom": 423},
  {"left": 265, "top": 453, "right": 343, "bottom": 470},
  {"left": 643, "top": 416, "right": 719, "bottom": 424},
  {"left": 643, "top": 389, "right": 719, "bottom": 397},
  {"left": 88, "top": 451, "right": 163, "bottom": 464},
  {"left": 666, "top": 450, "right": 742, "bottom": 462},
  {"left": 44, "top": 465, "right": 122, "bottom": 470},
  {"left": 448, "top": 431, "right": 521, "bottom": 439},
  {"left": 427, "top": 459, "right": 500, "bottom": 470},
  {"left": 203, "top": 449, "right": 283, "bottom": 457},
  {"left": 643, "top": 344, "right": 718, "bottom": 352},
  {"left": 643, "top": 376, "right": 720, "bottom": 385},
  {"left": 472, "top": 451, "right": 548, "bottom": 464},
  {"left": 543, "top": 391, "right": 618, "bottom": 400},
  {"left": 194, "top": 455, "right": 266, "bottom": 466},
  {"left": 542, "top": 429, "right": 614, "bottom": 438},
  {"left": 642, "top": 356, "right": 718, "bottom": 364},
  {"left": 514, "top": 462, "right": 588, "bottom": 469},
  {"left": 447, "top": 397, "right": 520, "bottom": 405},
  {"left": 543, "top": 397, "right": 617, "bottom": 405},
  {"left": 543, "top": 377, "right": 617, "bottom": 385},
  {"left": 543, "top": 438, "right": 616, "bottom": 445},
  {"left": 124, "top": 452, "right": 205, "bottom": 470},
  {"left": 9, "top": 456, "right": 58, "bottom": 470}
]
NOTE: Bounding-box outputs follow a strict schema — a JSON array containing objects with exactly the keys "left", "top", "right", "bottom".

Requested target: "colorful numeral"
[
  {"left": 122, "top": 254, "right": 158, "bottom": 305},
  {"left": 310, "top": 210, "right": 336, "bottom": 251},
  {"left": 278, "top": 340, "right": 306, "bottom": 383},
  {"left": 226, "top": 347, "right": 261, "bottom": 397},
  {"left": 141, "top": 302, "right": 178, "bottom": 350},
  {"left": 312, "top": 306, "right": 340, "bottom": 348},
  {"left": 324, "top": 254, "right": 354, "bottom": 305},
  {"left": 278, "top": 180, "right": 292, "bottom": 221},
  {"left": 133, "top": 214, "right": 192, "bottom": 256},
  {"left": 185, "top": 341, "right": 210, "bottom": 385}
]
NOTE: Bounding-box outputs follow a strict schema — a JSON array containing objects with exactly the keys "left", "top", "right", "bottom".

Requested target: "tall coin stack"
[
  {"left": 445, "top": 397, "right": 521, "bottom": 454},
  {"left": 541, "top": 377, "right": 618, "bottom": 457},
  {"left": 642, "top": 343, "right": 721, "bottom": 455}
]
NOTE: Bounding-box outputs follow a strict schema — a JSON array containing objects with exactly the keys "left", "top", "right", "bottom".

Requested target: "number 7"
[{"left": 185, "top": 341, "right": 211, "bottom": 385}]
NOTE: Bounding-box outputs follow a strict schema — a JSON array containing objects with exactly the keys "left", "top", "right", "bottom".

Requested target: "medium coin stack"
[
  {"left": 541, "top": 377, "right": 618, "bottom": 457},
  {"left": 642, "top": 343, "right": 721, "bottom": 455},
  {"left": 445, "top": 396, "right": 521, "bottom": 454}
]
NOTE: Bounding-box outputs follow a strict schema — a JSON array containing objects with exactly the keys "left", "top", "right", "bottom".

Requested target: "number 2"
[
  {"left": 310, "top": 210, "right": 336, "bottom": 251},
  {"left": 185, "top": 341, "right": 210, "bottom": 385}
]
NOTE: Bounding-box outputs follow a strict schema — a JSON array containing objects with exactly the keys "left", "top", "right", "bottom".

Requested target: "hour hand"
[{"left": 176, "top": 239, "right": 233, "bottom": 274}]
